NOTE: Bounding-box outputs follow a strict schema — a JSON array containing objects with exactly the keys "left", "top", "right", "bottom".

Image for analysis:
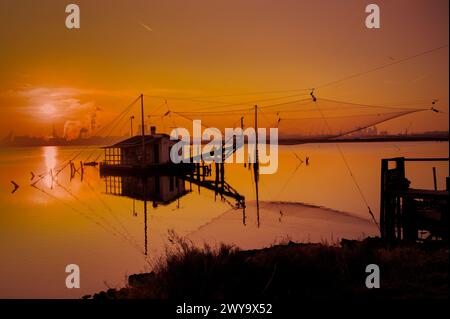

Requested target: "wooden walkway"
[{"left": 380, "top": 157, "right": 449, "bottom": 242}]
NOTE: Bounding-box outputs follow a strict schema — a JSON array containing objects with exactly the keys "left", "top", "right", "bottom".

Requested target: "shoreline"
[
  {"left": 1, "top": 134, "right": 448, "bottom": 148},
  {"left": 88, "top": 237, "right": 449, "bottom": 299},
  {"left": 187, "top": 200, "right": 379, "bottom": 250}
]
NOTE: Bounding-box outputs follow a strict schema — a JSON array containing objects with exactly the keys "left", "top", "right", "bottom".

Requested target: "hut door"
[{"left": 153, "top": 144, "right": 159, "bottom": 163}]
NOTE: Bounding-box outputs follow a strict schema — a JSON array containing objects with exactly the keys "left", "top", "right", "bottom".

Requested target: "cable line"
[{"left": 317, "top": 44, "right": 448, "bottom": 89}]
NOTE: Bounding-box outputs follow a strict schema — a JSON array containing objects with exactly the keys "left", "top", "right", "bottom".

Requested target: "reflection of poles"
[
  {"left": 254, "top": 168, "right": 260, "bottom": 228},
  {"left": 254, "top": 105, "right": 260, "bottom": 227},
  {"left": 70, "top": 161, "right": 74, "bottom": 180},
  {"left": 143, "top": 176, "right": 148, "bottom": 256},
  {"left": 144, "top": 199, "right": 148, "bottom": 256},
  {"left": 220, "top": 146, "right": 225, "bottom": 193},
  {"left": 132, "top": 199, "right": 137, "bottom": 217},
  {"left": 196, "top": 163, "right": 200, "bottom": 193},
  {"left": 50, "top": 169, "right": 54, "bottom": 189},
  {"left": 79, "top": 161, "right": 84, "bottom": 182},
  {"left": 214, "top": 162, "right": 219, "bottom": 201}
]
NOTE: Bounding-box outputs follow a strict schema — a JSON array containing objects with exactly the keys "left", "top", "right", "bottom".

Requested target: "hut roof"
[{"left": 103, "top": 134, "right": 173, "bottom": 149}]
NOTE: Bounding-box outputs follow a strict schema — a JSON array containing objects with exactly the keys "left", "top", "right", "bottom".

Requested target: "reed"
[{"left": 90, "top": 236, "right": 448, "bottom": 300}]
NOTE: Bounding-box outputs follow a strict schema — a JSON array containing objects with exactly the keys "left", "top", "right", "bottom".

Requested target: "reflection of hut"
[
  {"left": 104, "top": 175, "right": 187, "bottom": 205},
  {"left": 104, "top": 174, "right": 188, "bottom": 257}
]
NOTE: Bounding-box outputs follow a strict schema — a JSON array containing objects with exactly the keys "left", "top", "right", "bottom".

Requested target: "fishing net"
[{"left": 116, "top": 95, "right": 427, "bottom": 142}]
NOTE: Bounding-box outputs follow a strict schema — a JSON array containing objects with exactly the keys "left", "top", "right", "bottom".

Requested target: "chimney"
[{"left": 150, "top": 126, "right": 156, "bottom": 135}]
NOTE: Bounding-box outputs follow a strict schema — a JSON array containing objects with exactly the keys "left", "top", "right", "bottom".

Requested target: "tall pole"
[
  {"left": 130, "top": 115, "right": 134, "bottom": 137},
  {"left": 254, "top": 105, "right": 260, "bottom": 227},
  {"left": 254, "top": 105, "right": 259, "bottom": 175},
  {"left": 140, "top": 94, "right": 146, "bottom": 164}
]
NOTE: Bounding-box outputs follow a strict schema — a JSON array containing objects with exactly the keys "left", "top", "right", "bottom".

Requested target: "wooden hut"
[{"left": 99, "top": 127, "right": 193, "bottom": 175}]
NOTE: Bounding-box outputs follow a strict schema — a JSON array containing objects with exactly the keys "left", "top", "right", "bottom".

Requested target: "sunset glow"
[
  {"left": 0, "top": 0, "right": 448, "bottom": 138},
  {"left": 0, "top": 0, "right": 448, "bottom": 304},
  {"left": 40, "top": 103, "right": 57, "bottom": 116}
]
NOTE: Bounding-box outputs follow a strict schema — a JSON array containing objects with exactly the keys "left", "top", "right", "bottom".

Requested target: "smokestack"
[
  {"left": 78, "top": 127, "right": 88, "bottom": 139},
  {"left": 150, "top": 126, "right": 156, "bottom": 135}
]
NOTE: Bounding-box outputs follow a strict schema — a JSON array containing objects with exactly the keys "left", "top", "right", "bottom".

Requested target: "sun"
[{"left": 40, "top": 103, "right": 57, "bottom": 116}]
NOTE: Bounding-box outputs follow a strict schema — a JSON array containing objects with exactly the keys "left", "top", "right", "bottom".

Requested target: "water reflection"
[
  {"left": 1, "top": 143, "right": 447, "bottom": 298},
  {"left": 43, "top": 146, "right": 57, "bottom": 188},
  {"left": 104, "top": 175, "right": 188, "bottom": 205},
  {"left": 101, "top": 169, "right": 247, "bottom": 255}
]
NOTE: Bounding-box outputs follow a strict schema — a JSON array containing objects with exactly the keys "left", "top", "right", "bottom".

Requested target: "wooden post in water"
[
  {"left": 220, "top": 146, "right": 225, "bottom": 192},
  {"left": 80, "top": 161, "right": 84, "bottom": 181},
  {"left": 215, "top": 162, "right": 219, "bottom": 196},
  {"left": 433, "top": 167, "right": 437, "bottom": 191},
  {"left": 202, "top": 161, "right": 206, "bottom": 181},
  {"left": 396, "top": 158, "right": 406, "bottom": 241},
  {"left": 380, "top": 159, "right": 388, "bottom": 239},
  {"left": 70, "top": 161, "right": 74, "bottom": 180},
  {"left": 196, "top": 162, "right": 200, "bottom": 193}
]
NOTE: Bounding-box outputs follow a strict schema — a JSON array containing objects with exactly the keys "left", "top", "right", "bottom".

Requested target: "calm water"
[{"left": 0, "top": 142, "right": 448, "bottom": 298}]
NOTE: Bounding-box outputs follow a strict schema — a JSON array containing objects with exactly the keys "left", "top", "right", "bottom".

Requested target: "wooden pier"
[{"left": 380, "top": 157, "right": 449, "bottom": 242}]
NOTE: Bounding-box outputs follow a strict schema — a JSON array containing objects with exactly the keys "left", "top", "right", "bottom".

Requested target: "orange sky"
[{"left": 0, "top": 0, "right": 448, "bottom": 138}]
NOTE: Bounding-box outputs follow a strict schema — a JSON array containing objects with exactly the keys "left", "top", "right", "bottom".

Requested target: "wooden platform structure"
[
  {"left": 380, "top": 157, "right": 449, "bottom": 242},
  {"left": 99, "top": 162, "right": 196, "bottom": 176}
]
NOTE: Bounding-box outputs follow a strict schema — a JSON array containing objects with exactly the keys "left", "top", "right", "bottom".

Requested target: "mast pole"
[
  {"left": 254, "top": 105, "right": 259, "bottom": 171},
  {"left": 254, "top": 104, "right": 260, "bottom": 227},
  {"left": 140, "top": 94, "right": 145, "bottom": 164}
]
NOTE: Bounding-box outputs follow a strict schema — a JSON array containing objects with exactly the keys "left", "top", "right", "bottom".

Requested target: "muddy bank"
[{"left": 187, "top": 200, "right": 379, "bottom": 249}]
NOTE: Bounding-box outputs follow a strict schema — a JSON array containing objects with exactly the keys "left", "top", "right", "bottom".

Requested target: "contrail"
[{"left": 139, "top": 22, "right": 153, "bottom": 32}]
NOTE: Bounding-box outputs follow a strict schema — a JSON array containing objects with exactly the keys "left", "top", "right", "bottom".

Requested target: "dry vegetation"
[{"left": 88, "top": 236, "right": 448, "bottom": 300}]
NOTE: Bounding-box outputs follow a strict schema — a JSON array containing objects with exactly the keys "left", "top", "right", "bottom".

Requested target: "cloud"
[
  {"left": 10, "top": 86, "right": 93, "bottom": 119},
  {"left": 0, "top": 84, "right": 218, "bottom": 137},
  {"left": 3, "top": 86, "right": 106, "bottom": 138}
]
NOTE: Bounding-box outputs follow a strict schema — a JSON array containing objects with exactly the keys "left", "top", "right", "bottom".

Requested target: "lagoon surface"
[{"left": 0, "top": 142, "right": 447, "bottom": 298}]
